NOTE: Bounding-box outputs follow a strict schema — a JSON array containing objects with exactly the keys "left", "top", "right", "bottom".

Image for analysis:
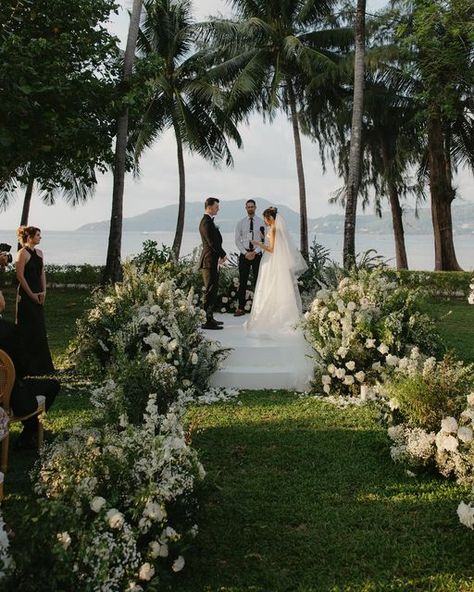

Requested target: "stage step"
[{"left": 203, "top": 314, "right": 313, "bottom": 391}]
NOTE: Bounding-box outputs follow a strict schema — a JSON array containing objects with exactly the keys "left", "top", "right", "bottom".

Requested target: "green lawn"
[{"left": 2, "top": 290, "right": 474, "bottom": 591}]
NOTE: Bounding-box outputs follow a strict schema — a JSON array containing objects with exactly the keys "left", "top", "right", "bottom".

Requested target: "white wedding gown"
[{"left": 246, "top": 217, "right": 305, "bottom": 337}]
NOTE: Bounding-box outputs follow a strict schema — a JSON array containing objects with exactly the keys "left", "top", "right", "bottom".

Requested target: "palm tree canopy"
[{"left": 133, "top": 0, "right": 242, "bottom": 166}]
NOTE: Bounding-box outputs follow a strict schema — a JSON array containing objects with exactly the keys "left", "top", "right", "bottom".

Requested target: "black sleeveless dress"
[{"left": 16, "top": 247, "right": 54, "bottom": 376}]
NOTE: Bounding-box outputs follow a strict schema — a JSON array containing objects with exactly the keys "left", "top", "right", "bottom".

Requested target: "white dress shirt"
[{"left": 235, "top": 215, "right": 265, "bottom": 255}]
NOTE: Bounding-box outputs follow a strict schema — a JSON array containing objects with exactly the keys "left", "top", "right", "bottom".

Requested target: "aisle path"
[{"left": 204, "top": 314, "right": 313, "bottom": 391}]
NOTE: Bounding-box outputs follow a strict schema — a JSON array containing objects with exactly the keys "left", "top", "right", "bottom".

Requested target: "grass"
[
  {"left": 2, "top": 289, "right": 474, "bottom": 591},
  {"left": 424, "top": 298, "right": 474, "bottom": 364}
]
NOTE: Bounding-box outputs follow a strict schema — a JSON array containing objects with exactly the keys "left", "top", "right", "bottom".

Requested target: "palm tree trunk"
[
  {"left": 172, "top": 124, "right": 185, "bottom": 258},
  {"left": 287, "top": 79, "right": 308, "bottom": 260},
  {"left": 20, "top": 174, "right": 34, "bottom": 226},
  {"left": 102, "top": 0, "right": 143, "bottom": 284},
  {"left": 427, "top": 112, "right": 461, "bottom": 271},
  {"left": 343, "top": 0, "right": 366, "bottom": 269},
  {"left": 380, "top": 141, "right": 408, "bottom": 269},
  {"left": 18, "top": 173, "right": 34, "bottom": 249}
]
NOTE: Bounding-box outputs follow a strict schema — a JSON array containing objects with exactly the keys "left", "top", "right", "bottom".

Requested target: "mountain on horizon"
[
  {"left": 76, "top": 198, "right": 312, "bottom": 234},
  {"left": 76, "top": 199, "right": 474, "bottom": 235}
]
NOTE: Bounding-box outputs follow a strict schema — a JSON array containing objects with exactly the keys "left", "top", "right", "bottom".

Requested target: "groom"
[{"left": 198, "top": 197, "right": 227, "bottom": 330}]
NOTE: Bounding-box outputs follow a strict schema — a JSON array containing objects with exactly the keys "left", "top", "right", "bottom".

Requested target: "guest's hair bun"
[{"left": 17, "top": 225, "right": 40, "bottom": 246}]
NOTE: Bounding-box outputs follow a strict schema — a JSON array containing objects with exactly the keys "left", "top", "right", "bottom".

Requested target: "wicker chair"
[{"left": 0, "top": 349, "right": 45, "bottom": 473}]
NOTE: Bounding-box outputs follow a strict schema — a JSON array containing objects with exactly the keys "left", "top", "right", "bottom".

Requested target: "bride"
[{"left": 246, "top": 206, "right": 308, "bottom": 337}]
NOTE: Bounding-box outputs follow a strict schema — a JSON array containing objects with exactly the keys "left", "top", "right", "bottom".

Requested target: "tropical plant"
[
  {"left": 377, "top": 0, "right": 474, "bottom": 270},
  {"left": 201, "top": 0, "right": 353, "bottom": 259},
  {"left": 133, "top": 0, "right": 242, "bottom": 258},
  {"left": 103, "top": 0, "right": 144, "bottom": 284},
  {"left": 343, "top": 0, "right": 366, "bottom": 268}
]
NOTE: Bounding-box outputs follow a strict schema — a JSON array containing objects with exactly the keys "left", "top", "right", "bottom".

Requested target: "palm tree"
[
  {"left": 343, "top": 0, "right": 366, "bottom": 268},
  {"left": 201, "top": 0, "right": 352, "bottom": 260},
  {"left": 103, "top": 0, "right": 143, "bottom": 284},
  {"left": 133, "top": 0, "right": 242, "bottom": 258},
  {"left": 380, "top": 0, "right": 474, "bottom": 271}
]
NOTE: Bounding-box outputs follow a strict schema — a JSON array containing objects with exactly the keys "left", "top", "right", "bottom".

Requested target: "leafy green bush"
[{"left": 384, "top": 354, "right": 474, "bottom": 431}]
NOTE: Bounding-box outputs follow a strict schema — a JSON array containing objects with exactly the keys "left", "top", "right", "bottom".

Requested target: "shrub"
[{"left": 383, "top": 354, "right": 474, "bottom": 432}]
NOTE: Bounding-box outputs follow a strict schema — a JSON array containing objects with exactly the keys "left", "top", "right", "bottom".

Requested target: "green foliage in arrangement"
[{"left": 384, "top": 354, "right": 474, "bottom": 432}]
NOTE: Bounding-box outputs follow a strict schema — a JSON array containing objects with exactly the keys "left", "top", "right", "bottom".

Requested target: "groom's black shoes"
[
  {"left": 202, "top": 319, "right": 223, "bottom": 330},
  {"left": 213, "top": 319, "right": 224, "bottom": 325}
]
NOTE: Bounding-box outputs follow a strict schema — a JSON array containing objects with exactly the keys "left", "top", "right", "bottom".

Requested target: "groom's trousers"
[
  {"left": 202, "top": 265, "right": 219, "bottom": 321},
  {"left": 237, "top": 253, "right": 261, "bottom": 310}
]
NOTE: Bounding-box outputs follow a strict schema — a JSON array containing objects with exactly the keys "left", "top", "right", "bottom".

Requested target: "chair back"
[{"left": 0, "top": 350, "right": 15, "bottom": 414}]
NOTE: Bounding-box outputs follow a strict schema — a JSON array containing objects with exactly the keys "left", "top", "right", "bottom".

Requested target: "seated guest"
[{"left": 0, "top": 287, "right": 59, "bottom": 450}]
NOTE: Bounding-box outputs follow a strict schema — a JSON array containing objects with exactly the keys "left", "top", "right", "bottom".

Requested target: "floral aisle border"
[{"left": 5, "top": 266, "right": 239, "bottom": 591}]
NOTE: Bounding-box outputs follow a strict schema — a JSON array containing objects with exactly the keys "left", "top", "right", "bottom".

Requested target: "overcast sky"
[{"left": 2, "top": 0, "right": 472, "bottom": 230}]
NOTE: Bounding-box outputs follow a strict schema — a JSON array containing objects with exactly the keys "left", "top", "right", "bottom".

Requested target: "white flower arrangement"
[{"left": 304, "top": 269, "right": 441, "bottom": 399}]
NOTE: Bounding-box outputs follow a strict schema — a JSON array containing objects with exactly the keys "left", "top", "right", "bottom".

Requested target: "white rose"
[
  {"left": 143, "top": 501, "right": 164, "bottom": 522},
  {"left": 172, "top": 556, "right": 185, "bottom": 573},
  {"left": 191, "top": 353, "right": 198, "bottom": 365},
  {"left": 90, "top": 496, "right": 106, "bottom": 513},
  {"left": 327, "top": 364, "right": 336, "bottom": 375},
  {"left": 138, "top": 563, "right": 155, "bottom": 581},
  {"left": 365, "top": 338, "right": 376, "bottom": 349},
  {"left": 158, "top": 542, "right": 169, "bottom": 557},
  {"left": 355, "top": 371, "right": 365, "bottom": 383},
  {"left": 377, "top": 343, "right": 389, "bottom": 355},
  {"left": 57, "top": 531, "right": 71, "bottom": 550},
  {"left": 106, "top": 509, "right": 125, "bottom": 529},
  {"left": 323, "top": 384, "right": 331, "bottom": 394},
  {"left": 457, "top": 501, "right": 474, "bottom": 529},
  {"left": 149, "top": 541, "right": 160, "bottom": 559},
  {"left": 372, "top": 362, "right": 382, "bottom": 372},
  {"left": 386, "top": 354, "right": 399, "bottom": 367},
  {"left": 347, "top": 301, "right": 357, "bottom": 311},
  {"left": 343, "top": 375, "right": 355, "bottom": 385},
  {"left": 222, "top": 297, "right": 228, "bottom": 303},
  {"left": 345, "top": 361, "right": 356, "bottom": 371},
  {"left": 336, "top": 347, "right": 348, "bottom": 359},
  {"left": 335, "top": 367, "right": 346, "bottom": 379},
  {"left": 441, "top": 417, "right": 458, "bottom": 434},
  {"left": 467, "top": 392, "right": 474, "bottom": 406},
  {"left": 458, "top": 426, "right": 473, "bottom": 444},
  {"left": 321, "top": 375, "right": 331, "bottom": 385}
]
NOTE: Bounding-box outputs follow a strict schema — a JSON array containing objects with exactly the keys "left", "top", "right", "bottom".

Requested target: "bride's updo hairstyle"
[
  {"left": 262, "top": 207, "right": 278, "bottom": 220},
  {"left": 17, "top": 225, "right": 40, "bottom": 247}
]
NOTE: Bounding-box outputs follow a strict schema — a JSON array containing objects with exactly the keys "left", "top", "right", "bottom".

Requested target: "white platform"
[{"left": 203, "top": 314, "right": 314, "bottom": 391}]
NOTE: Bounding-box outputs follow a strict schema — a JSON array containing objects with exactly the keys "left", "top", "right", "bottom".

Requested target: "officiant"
[{"left": 234, "top": 199, "right": 264, "bottom": 317}]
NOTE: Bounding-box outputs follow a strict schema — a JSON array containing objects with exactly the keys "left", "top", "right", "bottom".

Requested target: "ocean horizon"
[{"left": 1, "top": 229, "right": 472, "bottom": 271}]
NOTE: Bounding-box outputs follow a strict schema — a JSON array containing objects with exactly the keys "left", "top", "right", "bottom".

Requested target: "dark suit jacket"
[{"left": 198, "top": 214, "right": 226, "bottom": 269}]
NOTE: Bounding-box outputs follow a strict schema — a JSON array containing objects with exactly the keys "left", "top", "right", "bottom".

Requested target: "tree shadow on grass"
[{"left": 178, "top": 420, "right": 474, "bottom": 592}]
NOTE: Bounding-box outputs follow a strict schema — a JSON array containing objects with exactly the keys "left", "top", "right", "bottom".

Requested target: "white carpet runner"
[{"left": 203, "top": 314, "right": 314, "bottom": 391}]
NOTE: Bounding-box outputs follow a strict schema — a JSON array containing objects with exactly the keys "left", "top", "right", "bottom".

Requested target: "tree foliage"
[{"left": 0, "top": 0, "right": 120, "bottom": 195}]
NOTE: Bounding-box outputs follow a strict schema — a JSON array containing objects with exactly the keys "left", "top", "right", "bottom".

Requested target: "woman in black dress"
[{"left": 15, "top": 226, "right": 54, "bottom": 376}]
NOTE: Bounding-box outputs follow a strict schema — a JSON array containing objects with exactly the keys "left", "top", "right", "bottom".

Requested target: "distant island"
[{"left": 77, "top": 198, "right": 474, "bottom": 236}]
